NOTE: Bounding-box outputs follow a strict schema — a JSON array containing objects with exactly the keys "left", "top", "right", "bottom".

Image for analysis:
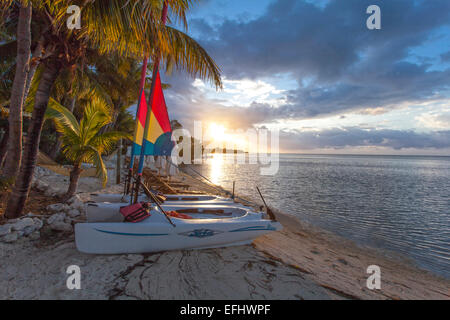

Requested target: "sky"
[{"left": 160, "top": 0, "right": 450, "bottom": 155}]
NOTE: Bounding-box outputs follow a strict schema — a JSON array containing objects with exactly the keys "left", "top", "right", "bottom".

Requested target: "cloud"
[
  {"left": 416, "top": 112, "right": 450, "bottom": 130},
  {"left": 203, "top": 0, "right": 450, "bottom": 76},
  {"left": 441, "top": 51, "right": 450, "bottom": 62},
  {"left": 173, "top": 0, "right": 450, "bottom": 118},
  {"left": 281, "top": 128, "right": 450, "bottom": 150},
  {"left": 163, "top": 0, "right": 450, "bottom": 152}
]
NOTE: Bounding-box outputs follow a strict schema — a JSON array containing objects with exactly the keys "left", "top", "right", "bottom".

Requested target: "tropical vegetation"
[
  {"left": 0, "top": 0, "right": 222, "bottom": 218},
  {"left": 47, "top": 101, "right": 130, "bottom": 200}
]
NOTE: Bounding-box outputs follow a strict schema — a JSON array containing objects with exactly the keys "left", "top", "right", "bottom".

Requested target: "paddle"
[
  {"left": 140, "top": 181, "right": 176, "bottom": 227},
  {"left": 232, "top": 181, "right": 235, "bottom": 200},
  {"left": 124, "top": 168, "right": 133, "bottom": 196},
  {"left": 256, "top": 186, "right": 277, "bottom": 221}
]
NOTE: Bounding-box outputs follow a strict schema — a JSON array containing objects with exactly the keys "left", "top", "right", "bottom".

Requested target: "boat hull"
[
  {"left": 90, "top": 193, "right": 228, "bottom": 203},
  {"left": 75, "top": 214, "right": 282, "bottom": 254},
  {"left": 86, "top": 202, "right": 252, "bottom": 222}
]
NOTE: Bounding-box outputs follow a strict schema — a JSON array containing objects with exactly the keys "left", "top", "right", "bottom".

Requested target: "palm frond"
[
  {"left": 79, "top": 0, "right": 222, "bottom": 87},
  {"left": 52, "top": 100, "right": 129, "bottom": 186},
  {"left": 79, "top": 103, "right": 111, "bottom": 143},
  {"left": 161, "top": 26, "right": 222, "bottom": 88},
  {"left": 85, "top": 145, "right": 108, "bottom": 187},
  {"left": 45, "top": 98, "right": 80, "bottom": 134},
  {"left": 90, "top": 130, "right": 131, "bottom": 154}
]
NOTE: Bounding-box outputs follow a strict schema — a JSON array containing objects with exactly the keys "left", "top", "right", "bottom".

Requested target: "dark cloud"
[
  {"left": 281, "top": 128, "right": 450, "bottom": 150},
  {"left": 189, "top": 18, "right": 217, "bottom": 40},
  {"left": 201, "top": 0, "right": 450, "bottom": 79},
  {"left": 282, "top": 64, "right": 450, "bottom": 118},
  {"left": 441, "top": 51, "right": 450, "bottom": 62},
  {"left": 163, "top": 0, "right": 450, "bottom": 151}
]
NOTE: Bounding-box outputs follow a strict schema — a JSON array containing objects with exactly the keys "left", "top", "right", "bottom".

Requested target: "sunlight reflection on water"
[
  {"left": 189, "top": 153, "right": 450, "bottom": 279},
  {"left": 208, "top": 153, "right": 224, "bottom": 185}
]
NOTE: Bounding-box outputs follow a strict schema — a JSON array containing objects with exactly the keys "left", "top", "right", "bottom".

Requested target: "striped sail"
[
  {"left": 141, "top": 70, "right": 173, "bottom": 156},
  {"left": 130, "top": 89, "right": 148, "bottom": 156}
]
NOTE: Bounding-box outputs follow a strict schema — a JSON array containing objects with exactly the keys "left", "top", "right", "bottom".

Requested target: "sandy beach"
[
  {"left": 2, "top": 0, "right": 450, "bottom": 305},
  {"left": 0, "top": 166, "right": 448, "bottom": 300}
]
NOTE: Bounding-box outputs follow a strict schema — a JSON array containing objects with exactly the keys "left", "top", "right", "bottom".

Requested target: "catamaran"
[
  {"left": 74, "top": 67, "right": 281, "bottom": 254},
  {"left": 89, "top": 192, "right": 233, "bottom": 204},
  {"left": 77, "top": 179, "right": 281, "bottom": 254},
  {"left": 75, "top": 204, "right": 281, "bottom": 254},
  {"left": 74, "top": 2, "right": 281, "bottom": 254}
]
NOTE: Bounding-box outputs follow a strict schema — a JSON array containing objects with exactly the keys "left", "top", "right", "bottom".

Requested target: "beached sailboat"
[
  {"left": 74, "top": 2, "right": 281, "bottom": 254},
  {"left": 74, "top": 67, "right": 280, "bottom": 253},
  {"left": 74, "top": 66, "right": 281, "bottom": 253},
  {"left": 89, "top": 192, "right": 232, "bottom": 204},
  {"left": 75, "top": 80, "right": 280, "bottom": 254},
  {"left": 79, "top": 179, "right": 280, "bottom": 253},
  {"left": 85, "top": 198, "right": 253, "bottom": 221},
  {"left": 76, "top": 204, "right": 281, "bottom": 254}
]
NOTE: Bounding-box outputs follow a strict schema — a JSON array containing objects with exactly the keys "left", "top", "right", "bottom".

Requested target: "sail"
[
  {"left": 130, "top": 89, "right": 148, "bottom": 156},
  {"left": 141, "top": 70, "right": 173, "bottom": 156}
]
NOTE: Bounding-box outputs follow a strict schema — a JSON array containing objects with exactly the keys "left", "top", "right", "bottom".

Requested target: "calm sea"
[{"left": 188, "top": 153, "right": 450, "bottom": 279}]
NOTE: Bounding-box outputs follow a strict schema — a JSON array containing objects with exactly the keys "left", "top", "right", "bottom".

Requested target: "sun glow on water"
[{"left": 209, "top": 153, "right": 224, "bottom": 185}]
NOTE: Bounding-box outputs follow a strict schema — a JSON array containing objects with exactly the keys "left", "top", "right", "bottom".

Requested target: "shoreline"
[
  {"left": 0, "top": 166, "right": 449, "bottom": 300},
  {"left": 178, "top": 169, "right": 450, "bottom": 299}
]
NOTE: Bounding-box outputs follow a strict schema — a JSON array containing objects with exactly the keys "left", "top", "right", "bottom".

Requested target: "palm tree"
[
  {"left": 0, "top": 1, "right": 32, "bottom": 184},
  {"left": 44, "top": 54, "right": 154, "bottom": 159},
  {"left": 3, "top": 0, "right": 223, "bottom": 218},
  {"left": 47, "top": 101, "right": 130, "bottom": 200}
]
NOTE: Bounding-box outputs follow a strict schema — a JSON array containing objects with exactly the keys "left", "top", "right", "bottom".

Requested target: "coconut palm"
[
  {"left": 47, "top": 54, "right": 156, "bottom": 158},
  {"left": 3, "top": 0, "right": 223, "bottom": 218},
  {"left": 0, "top": 1, "right": 32, "bottom": 184},
  {"left": 23, "top": 53, "right": 158, "bottom": 160},
  {"left": 47, "top": 101, "right": 131, "bottom": 200}
]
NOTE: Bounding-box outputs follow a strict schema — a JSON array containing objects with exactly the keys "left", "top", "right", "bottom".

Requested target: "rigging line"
[
  {"left": 161, "top": 156, "right": 228, "bottom": 193},
  {"left": 161, "top": 157, "right": 254, "bottom": 206}
]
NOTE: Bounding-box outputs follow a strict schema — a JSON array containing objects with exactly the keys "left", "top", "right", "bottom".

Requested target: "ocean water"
[{"left": 187, "top": 153, "right": 450, "bottom": 279}]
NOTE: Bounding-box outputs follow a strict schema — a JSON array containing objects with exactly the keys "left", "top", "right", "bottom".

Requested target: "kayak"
[{"left": 75, "top": 205, "right": 281, "bottom": 254}]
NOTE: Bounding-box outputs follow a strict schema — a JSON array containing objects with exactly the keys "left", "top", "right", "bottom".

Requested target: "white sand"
[
  {"left": 0, "top": 238, "right": 329, "bottom": 299},
  {"left": 0, "top": 167, "right": 448, "bottom": 300}
]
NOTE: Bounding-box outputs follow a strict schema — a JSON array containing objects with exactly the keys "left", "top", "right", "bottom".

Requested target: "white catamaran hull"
[
  {"left": 89, "top": 193, "right": 230, "bottom": 203},
  {"left": 75, "top": 207, "right": 281, "bottom": 254},
  {"left": 86, "top": 202, "right": 252, "bottom": 222}
]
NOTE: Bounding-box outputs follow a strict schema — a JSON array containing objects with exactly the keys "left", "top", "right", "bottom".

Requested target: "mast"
[
  {"left": 125, "top": 56, "right": 148, "bottom": 195},
  {"left": 134, "top": 1, "right": 169, "bottom": 202}
]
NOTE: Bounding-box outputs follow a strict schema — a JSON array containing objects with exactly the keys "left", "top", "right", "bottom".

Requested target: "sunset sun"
[{"left": 207, "top": 122, "right": 227, "bottom": 142}]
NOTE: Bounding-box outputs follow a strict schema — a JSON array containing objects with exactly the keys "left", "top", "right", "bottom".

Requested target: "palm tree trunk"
[
  {"left": 1, "top": 3, "right": 32, "bottom": 183},
  {"left": 0, "top": 124, "right": 9, "bottom": 168},
  {"left": 22, "top": 36, "right": 45, "bottom": 106},
  {"left": 64, "top": 162, "right": 82, "bottom": 200},
  {"left": 5, "top": 61, "right": 60, "bottom": 219}
]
